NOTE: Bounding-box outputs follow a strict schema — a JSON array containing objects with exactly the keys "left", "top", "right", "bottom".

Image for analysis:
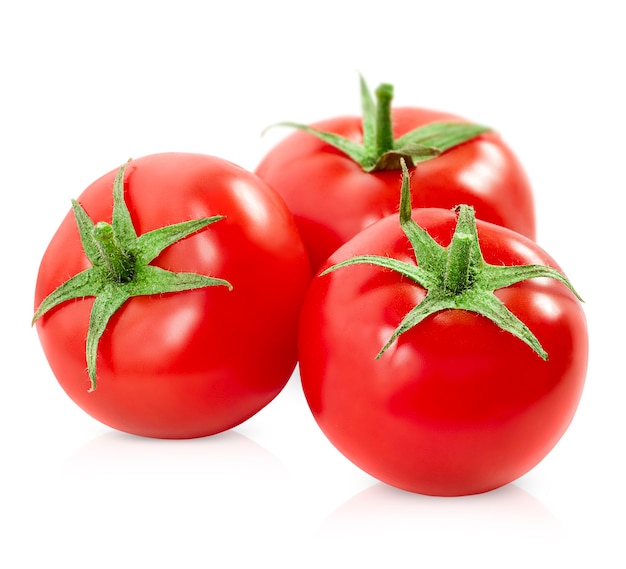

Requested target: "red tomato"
[
  {"left": 298, "top": 207, "right": 587, "bottom": 496},
  {"left": 256, "top": 107, "right": 536, "bottom": 271},
  {"left": 34, "top": 153, "right": 311, "bottom": 439}
]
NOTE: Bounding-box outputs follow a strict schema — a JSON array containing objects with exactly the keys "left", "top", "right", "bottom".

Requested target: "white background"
[{"left": 1, "top": 1, "right": 624, "bottom": 567}]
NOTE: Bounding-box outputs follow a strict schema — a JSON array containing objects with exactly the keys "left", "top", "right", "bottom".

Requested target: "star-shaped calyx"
[
  {"left": 269, "top": 75, "right": 491, "bottom": 172},
  {"left": 321, "top": 160, "right": 582, "bottom": 360},
  {"left": 33, "top": 160, "right": 232, "bottom": 390}
]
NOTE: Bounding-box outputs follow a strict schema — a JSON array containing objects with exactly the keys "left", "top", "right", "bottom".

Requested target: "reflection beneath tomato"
[
  {"left": 61, "top": 428, "right": 287, "bottom": 479},
  {"left": 319, "top": 480, "right": 562, "bottom": 538}
]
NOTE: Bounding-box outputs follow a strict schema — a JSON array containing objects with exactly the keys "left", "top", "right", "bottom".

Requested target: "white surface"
[{"left": 2, "top": 1, "right": 624, "bottom": 567}]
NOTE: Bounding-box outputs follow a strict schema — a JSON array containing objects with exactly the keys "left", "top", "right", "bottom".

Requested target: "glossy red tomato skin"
[
  {"left": 34, "top": 153, "right": 311, "bottom": 439},
  {"left": 256, "top": 108, "right": 536, "bottom": 271},
  {"left": 298, "top": 209, "right": 587, "bottom": 496}
]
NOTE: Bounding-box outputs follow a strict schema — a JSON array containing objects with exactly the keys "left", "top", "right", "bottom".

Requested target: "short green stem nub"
[
  {"left": 443, "top": 206, "right": 476, "bottom": 295},
  {"left": 374, "top": 83, "right": 395, "bottom": 156},
  {"left": 92, "top": 222, "right": 136, "bottom": 283},
  {"left": 444, "top": 234, "right": 472, "bottom": 295}
]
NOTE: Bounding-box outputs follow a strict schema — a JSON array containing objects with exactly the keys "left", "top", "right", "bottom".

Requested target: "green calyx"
[
  {"left": 32, "top": 160, "right": 232, "bottom": 391},
  {"left": 269, "top": 76, "right": 491, "bottom": 172},
  {"left": 321, "top": 160, "right": 582, "bottom": 360}
]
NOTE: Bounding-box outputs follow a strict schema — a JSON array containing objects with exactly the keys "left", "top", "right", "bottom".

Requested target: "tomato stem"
[
  {"left": 92, "top": 221, "right": 136, "bottom": 283},
  {"left": 374, "top": 83, "right": 395, "bottom": 156},
  {"left": 444, "top": 207, "right": 475, "bottom": 294}
]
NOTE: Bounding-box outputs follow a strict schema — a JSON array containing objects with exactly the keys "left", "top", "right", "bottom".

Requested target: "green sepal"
[
  {"left": 85, "top": 286, "right": 131, "bottom": 391},
  {"left": 135, "top": 216, "right": 226, "bottom": 265},
  {"left": 33, "top": 160, "right": 232, "bottom": 391},
  {"left": 266, "top": 76, "right": 491, "bottom": 172},
  {"left": 111, "top": 161, "right": 138, "bottom": 249},
  {"left": 394, "top": 122, "right": 492, "bottom": 162},
  {"left": 320, "top": 159, "right": 582, "bottom": 361},
  {"left": 267, "top": 121, "right": 370, "bottom": 164},
  {"left": 72, "top": 199, "right": 104, "bottom": 266},
  {"left": 32, "top": 268, "right": 106, "bottom": 324}
]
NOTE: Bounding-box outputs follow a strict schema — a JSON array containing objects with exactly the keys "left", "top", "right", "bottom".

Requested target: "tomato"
[
  {"left": 256, "top": 78, "right": 536, "bottom": 271},
  {"left": 298, "top": 166, "right": 587, "bottom": 496},
  {"left": 34, "top": 153, "right": 311, "bottom": 439}
]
